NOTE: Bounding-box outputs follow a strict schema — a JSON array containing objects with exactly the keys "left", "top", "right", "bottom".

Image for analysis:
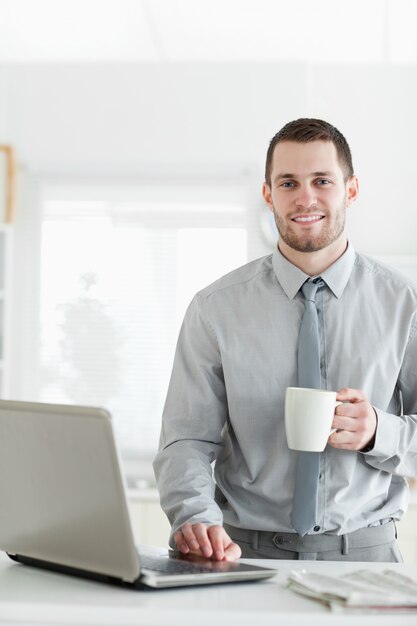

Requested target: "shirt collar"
[{"left": 272, "top": 242, "right": 356, "bottom": 300}]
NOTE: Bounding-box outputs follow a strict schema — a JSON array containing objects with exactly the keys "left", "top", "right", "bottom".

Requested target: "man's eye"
[
  {"left": 280, "top": 181, "right": 295, "bottom": 188},
  {"left": 316, "top": 179, "right": 330, "bottom": 185}
]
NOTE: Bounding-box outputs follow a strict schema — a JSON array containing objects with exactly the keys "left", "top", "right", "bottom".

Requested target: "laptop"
[{"left": 0, "top": 399, "right": 276, "bottom": 589}]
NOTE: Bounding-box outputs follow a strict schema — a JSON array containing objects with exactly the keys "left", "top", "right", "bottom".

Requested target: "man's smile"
[{"left": 291, "top": 214, "right": 325, "bottom": 224}]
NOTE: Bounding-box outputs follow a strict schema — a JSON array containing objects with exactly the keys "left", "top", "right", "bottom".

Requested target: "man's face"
[{"left": 263, "top": 140, "right": 358, "bottom": 254}]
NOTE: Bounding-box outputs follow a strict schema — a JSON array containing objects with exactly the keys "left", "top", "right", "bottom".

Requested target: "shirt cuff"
[{"left": 360, "top": 407, "right": 400, "bottom": 460}]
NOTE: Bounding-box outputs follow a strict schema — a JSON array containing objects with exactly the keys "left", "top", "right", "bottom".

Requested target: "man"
[{"left": 153, "top": 118, "right": 417, "bottom": 562}]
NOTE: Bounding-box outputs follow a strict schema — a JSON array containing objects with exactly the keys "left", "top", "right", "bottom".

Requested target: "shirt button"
[{"left": 313, "top": 525, "right": 321, "bottom": 532}]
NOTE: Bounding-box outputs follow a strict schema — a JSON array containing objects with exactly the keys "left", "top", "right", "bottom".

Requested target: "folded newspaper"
[{"left": 287, "top": 568, "right": 417, "bottom": 613}]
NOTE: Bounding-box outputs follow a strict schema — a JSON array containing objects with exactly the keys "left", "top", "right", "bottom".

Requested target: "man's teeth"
[{"left": 293, "top": 216, "right": 324, "bottom": 223}]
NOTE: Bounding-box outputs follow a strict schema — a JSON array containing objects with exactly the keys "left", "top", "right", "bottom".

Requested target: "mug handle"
[{"left": 329, "top": 400, "right": 343, "bottom": 435}]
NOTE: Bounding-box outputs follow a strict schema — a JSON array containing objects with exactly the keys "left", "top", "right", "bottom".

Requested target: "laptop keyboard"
[{"left": 140, "top": 554, "right": 224, "bottom": 575}]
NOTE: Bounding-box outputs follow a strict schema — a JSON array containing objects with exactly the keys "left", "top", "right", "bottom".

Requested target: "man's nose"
[{"left": 295, "top": 186, "right": 318, "bottom": 209}]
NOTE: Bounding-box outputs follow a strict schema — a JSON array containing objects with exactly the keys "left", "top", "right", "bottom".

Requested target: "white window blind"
[{"left": 39, "top": 181, "right": 249, "bottom": 456}]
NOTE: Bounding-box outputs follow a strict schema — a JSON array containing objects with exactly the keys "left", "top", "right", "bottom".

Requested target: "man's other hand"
[
  {"left": 174, "top": 523, "right": 241, "bottom": 561},
  {"left": 329, "top": 387, "right": 377, "bottom": 451}
]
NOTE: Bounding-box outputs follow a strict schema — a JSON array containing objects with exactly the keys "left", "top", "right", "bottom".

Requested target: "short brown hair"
[{"left": 264, "top": 118, "right": 354, "bottom": 186}]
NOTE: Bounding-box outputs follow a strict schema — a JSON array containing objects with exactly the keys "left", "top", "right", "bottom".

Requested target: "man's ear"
[
  {"left": 346, "top": 175, "right": 359, "bottom": 207},
  {"left": 262, "top": 182, "right": 274, "bottom": 212}
]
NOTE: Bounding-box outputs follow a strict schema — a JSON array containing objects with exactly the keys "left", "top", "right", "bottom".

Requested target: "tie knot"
[{"left": 301, "top": 278, "right": 323, "bottom": 302}]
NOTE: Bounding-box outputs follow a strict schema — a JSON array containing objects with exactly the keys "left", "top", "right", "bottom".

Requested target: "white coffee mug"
[{"left": 285, "top": 387, "right": 341, "bottom": 452}]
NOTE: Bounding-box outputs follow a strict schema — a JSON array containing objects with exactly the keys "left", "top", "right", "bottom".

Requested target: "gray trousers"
[{"left": 224, "top": 520, "right": 403, "bottom": 562}]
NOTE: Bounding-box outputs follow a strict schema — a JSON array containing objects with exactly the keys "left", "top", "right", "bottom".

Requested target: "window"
[{"left": 37, "top": 180, "right": 250, "bottom": 458}]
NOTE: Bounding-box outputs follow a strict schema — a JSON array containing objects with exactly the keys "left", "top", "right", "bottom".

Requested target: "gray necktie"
[{"left": 290, "top": 278, "right": 324, "bottom": 536}]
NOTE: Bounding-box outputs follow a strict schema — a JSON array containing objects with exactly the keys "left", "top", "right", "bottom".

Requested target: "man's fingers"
[
  {"left": 175, "top": 524, "right": 241, "bottom": 561},
  {"left": 335, "top": 401, "right": 367, "bottom": 419},
  {"left": 178, "top": 522, "right": 215, "bottom": 558},
  {"left": 207, "top": 525, "right": 238, "bottom": 560},
  {"left": 192, "top": 523, "right": 214, "bottom": 557},
  {"left": 179, "top": 523, "right": 203, "bottom": 553},
  {"left": 336, "top": 387, "right": 366, "bottom": 403},
  {"left": 173, "top": 530, "right": 190, "bottom": 554},
  {"left": 333, "top": 413, "right": 359, "bottom": 431},
  {"left": 329, "top": 429, "right": 357, "bottom": 448},
  {"left": 329, "top": 390, "right": 377, "bottom": 451},
  {"left": 224, "top": 541, "right": 242, "bottom": 561},
  {"left": 207, "top": 526, "right": 241, "bottom": 561},
  {"left": 206, "top": 525, "right": 226, "bottom": 560}
]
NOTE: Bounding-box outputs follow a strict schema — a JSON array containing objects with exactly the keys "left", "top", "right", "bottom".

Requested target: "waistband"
[{"left": 224, "top": 520, "right": 397, "bottom": 554}]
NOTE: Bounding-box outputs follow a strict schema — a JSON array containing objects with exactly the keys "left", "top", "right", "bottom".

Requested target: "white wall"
[{"left": 1, "top": 61, "right": 417, "bottom": 255}]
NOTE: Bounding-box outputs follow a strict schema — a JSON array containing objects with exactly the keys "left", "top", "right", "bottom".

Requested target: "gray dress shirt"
[{"left": 153, "top": 243, "right": 417, "bottom": 544}]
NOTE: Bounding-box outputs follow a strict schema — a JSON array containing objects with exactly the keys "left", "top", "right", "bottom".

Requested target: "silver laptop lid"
[{"left": 0, "top": 399, "right": 140, "bottom": 582}]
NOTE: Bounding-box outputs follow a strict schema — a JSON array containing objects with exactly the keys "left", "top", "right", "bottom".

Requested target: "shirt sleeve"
[
  {"left": 152, "top": 293, "right": 227, "bottom": 547},
  {"left": 362, "top": 317, "right": 417, "bottom": 477}
]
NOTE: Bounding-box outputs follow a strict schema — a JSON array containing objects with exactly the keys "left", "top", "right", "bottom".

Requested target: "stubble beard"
[{"left": 273, "top": 201, "right": 347, "bottom": 253}]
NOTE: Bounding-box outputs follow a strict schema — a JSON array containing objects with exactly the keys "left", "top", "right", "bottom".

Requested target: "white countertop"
[{"left": 1, "top": 550, "right": 417, "bottom": 626}]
